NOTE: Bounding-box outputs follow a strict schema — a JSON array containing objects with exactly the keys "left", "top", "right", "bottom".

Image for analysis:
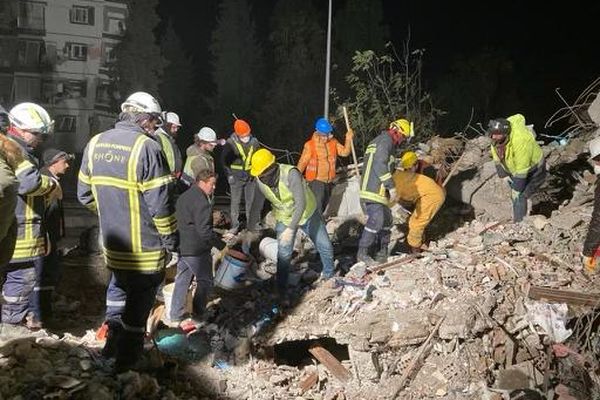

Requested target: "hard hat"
[
  {"left": 234, "top": 119, "right": 251, "bottom": 137},
  {"left": 315, "top": 117, "right": 332, "bottom": 134},
  {"left": 401, "top": 151, "right": 418, "bottom": 169},
  {"left": 165, "top": 112, "right": 181, "bottom": 126},
  {"left": 590, "top": 136, "right": 600, "bottom": 159},
  {"left": 9, "top": 102, "right": 54, "bottom": 135},
  {"left": 120, "top": 91, "right": 162, "bottom": 114},
  {"left": 487, "top": 118, "right": 511, "bottom": 137},
  {"left": 389, "top": 119, "right": 414, "bottom": 137},
  {"left": 197, "top": 127, "right": 217, "bottom": 143},
  {"left": 250, "top": 148, "right": 275, "bottom": 177}
]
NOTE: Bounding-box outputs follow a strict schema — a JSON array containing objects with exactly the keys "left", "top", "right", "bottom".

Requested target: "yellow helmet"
[
  {"left": 389, "top": 118, "right": 414, "bottom": 137},
  {"left": 400, "top": 151, "right": 418, "bottom": 169},
  {"left": 250, "top": 148, "right": 276, "bottom": 177}
]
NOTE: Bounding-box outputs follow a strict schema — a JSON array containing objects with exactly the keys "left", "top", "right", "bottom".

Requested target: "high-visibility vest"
[
  {"left": 304, "top": 138, "right": 337, "bottom": 182},
  {"left": 227, "top": 135, "right": 256, "bottom": 171},
  {"left": 257, "top": 164, "right": 316, "bottom": 226}
]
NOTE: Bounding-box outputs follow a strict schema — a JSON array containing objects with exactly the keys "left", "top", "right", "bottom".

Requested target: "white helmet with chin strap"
[
  {"left": 9, "top": 102, "right": 54, "bottom": 135},
  {"left": 120, "top": 92, "right": 162, "bottom": 115}
]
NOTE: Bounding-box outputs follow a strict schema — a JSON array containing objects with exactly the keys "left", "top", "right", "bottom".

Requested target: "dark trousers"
[
  {"left": 512, "top": 163, "right": 547, "bottom": 222},
  {"left": 170, "top": 254, "right": 213, "bottom": 322},
  {"left": 103, "top": 270, "right": 164, "bottom": 365},
  {"left": 1, "top": 259, "right": 39, "bottom": 324},
  {"left": 309, "top": 180, "right": 333, "bottom": 214},
  {"left": 358, "top": 202, "right": 392, "bottom": 252},
  {"left": 33, "top": 245, "right": 62, "bottom": 321},
  {"left": 230, "top": 178, "right": 265, "bottom": 231}
]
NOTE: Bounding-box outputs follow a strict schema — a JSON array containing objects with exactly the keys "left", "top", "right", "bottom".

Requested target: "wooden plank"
[
  {"left": 528, "top": 286, "right": 600, "bottom": 307},
  {"left": 309, "top": 345, "right": 352, "bottom": 383},
  {"left": 299, "top": 370, "right": 319, "bottom": 394}
]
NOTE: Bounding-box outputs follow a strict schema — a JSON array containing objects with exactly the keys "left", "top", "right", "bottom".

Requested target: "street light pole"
[{"left": 324, "top": 0, "right": 332, "bottom": 119}]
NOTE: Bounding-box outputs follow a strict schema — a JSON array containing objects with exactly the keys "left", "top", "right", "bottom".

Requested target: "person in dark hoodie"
[{"left": 170, "top": 168, "right": 226, "bottom": 331}]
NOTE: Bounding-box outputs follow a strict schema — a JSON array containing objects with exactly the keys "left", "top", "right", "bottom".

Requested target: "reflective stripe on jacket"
[
  {"left": 77, "top": 121, "right": 177, "bottom": 273},
  {"left": 256, "top": 164, "right": 316, "bottom": 226},
  {"left": 359, "top": 132, "right": 396, "bottom": 204},
  {"left": 491, "top": 114, "right": 543, "bottom": 180},
  {"left": 155, "top": 128, "right": 182, "bottom": 175},
  {"left": 297, "top": 133, "right": 351, "bottom": 182},
  {"left": 8, "top": 135, "right": 55, "bottom": 262},
  {"left": 226, "top": 134, "right": 257, "bottom": 172}
]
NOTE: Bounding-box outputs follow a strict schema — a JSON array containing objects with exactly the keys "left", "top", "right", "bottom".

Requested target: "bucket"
[
  {"left": 259, "top": 237, "right": 278, "bottom": 262},
  {"left": 214, "top": 250, "right": 250, "bottom": 290}
]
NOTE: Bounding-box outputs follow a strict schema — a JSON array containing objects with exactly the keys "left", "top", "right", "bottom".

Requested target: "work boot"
[
  {"left": 114, "top": 331, "right": 145, "bottom": 373},
  {"left": 101, "top": 321, "right": 123, "bottom": 359},
  {"left": 357, "top": 247, "right": 376, "bottom": 267}
]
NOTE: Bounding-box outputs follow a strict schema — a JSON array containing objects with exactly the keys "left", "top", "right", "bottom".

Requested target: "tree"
[
  {"left": 258, "top": 0, "right": 325, "bottom": 152},
  {"left": 210, "top": 0, "right": 264, "bottom": 131},
  {"left": 113, "top": 0, "right": 165, "bottom": 101}
]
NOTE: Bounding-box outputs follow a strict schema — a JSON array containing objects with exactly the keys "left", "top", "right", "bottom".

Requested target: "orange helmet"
[{"left": 234, "top": 119, "right": 251, "bottom": 137}]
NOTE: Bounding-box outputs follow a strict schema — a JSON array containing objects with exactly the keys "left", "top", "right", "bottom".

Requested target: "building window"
[
  {"left": 104, "top": 7, "right": 127, "bottom": 35},
  {"left": 56, "top": 115, "right": 77, "bottom": 133},
  {"left": 17, "top": 40, "right": 43, "bottom": 66},
  {"left": 0, "top": 75, "right": 13, "bottom": 105},
  {"left": 70, "top": 6, "right": 95, "bottom": 25},
  {"left": 18, "top": 1, "right": 45, "bottom": 31},
  {"left": 14, "top": 76, "right": 42, "bottom": 103},
  {"left": 102, "top": 43, "right": 117, "bottom": 66},
  {"left": 65, "top": 43, "right": 87, "bottom": 61}
]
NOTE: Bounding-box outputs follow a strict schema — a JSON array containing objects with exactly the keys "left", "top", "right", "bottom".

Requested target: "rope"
[{"left": 257, "top": 140, "right": 301, "bottom": 165}]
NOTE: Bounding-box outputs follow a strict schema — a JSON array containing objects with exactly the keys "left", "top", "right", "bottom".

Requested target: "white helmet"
[
  {"left": 590, "top": 136, "right": 600, "bottom": 159},
  {"left": 120, "top": 91, "right": 161, "bottom": 114},
  {"left": 9, "top": 102, "right": 54, "bottom": 135},
  {"left": 197, "top": 127, "right": 217, "bottom": 143},
  {"left": 165, "top": 112, "right": 181, "bottom": 126}
]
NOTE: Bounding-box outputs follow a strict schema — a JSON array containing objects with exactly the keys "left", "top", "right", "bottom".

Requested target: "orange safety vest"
[{"left": 304, "top": 138, "right": 337, "bottom": 182}]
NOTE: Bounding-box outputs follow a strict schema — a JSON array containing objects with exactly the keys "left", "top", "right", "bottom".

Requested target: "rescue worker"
[
  {"left": 154, "top": 112, "right": 183, "bottom": 178},
  {"left": 40, "top": 148, "right": 74, "bottom": 321},
  {"left": 78, "top": 91, "right": 178, "bottom": 371},
  {"left": 170, "top": 168, "right": 226, "bottom": 331},
  {"left": 0, "top": 105, "right": 22, "bottom": 271},
  {"left": 393, "top": 152, "right": 446, "bottom": 253},
  {"left": 400, "top": 150, "right": 442, "bottom": 184},
  {"left": 297, "top": 117, "right": 353, "bottom": 213},
  {"left": 582, "top": 136, "right": 600, "bottom": 273},
  {"left": 250, "top": 148, "right": 335, "bottom": 298},
  {"left": 488, "top": 114, "right": 546, "bottom": 223},
  {"left": 357, "top": 118, "right": 413, "bottom": 266},
  {"left": 182, "top": 127, "right": 218, "bottom": 185},
  {"left": 2, "top": 103, "right": 57, "bottom": 329},
  {"left": 221, "top": 119, "right": 264, "bottom": 234}
]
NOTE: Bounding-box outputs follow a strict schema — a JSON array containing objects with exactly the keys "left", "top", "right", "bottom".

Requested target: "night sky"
[{"left": 157, "top": 0, "right": 600, "bottom": 134}]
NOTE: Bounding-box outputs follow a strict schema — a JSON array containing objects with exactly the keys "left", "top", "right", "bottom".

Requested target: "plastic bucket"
[
  {"left": 214, "top": 251, "right": 250, "bottom": 290},
  {"left": 259, "top": 237, "right": 278, "bottom": 262}
]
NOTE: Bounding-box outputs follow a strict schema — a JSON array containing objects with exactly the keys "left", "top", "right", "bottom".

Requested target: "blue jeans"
[
  {"left": 358, "top": 202, "right": 392, "bottom": 251},
  {"left": 170, "top": 254, "right": 213, "bottom": 322},
  {"left": 275, "top": 210, "right": 334, "bottom": 290}
]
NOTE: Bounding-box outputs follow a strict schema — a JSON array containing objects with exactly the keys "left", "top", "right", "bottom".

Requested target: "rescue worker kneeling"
[
  {"left": 250, "top": 149, "right": 335, "bottom": 299},
  {"left": 393, "top": 152, "right": 446, "bottom": 253},
  {"left": 170, "top": 168, "right": 226, "bottom": 331}
]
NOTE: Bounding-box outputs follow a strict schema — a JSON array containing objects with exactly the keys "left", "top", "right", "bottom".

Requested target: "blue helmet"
[{"left": 315, "top": 117, "right": 332, "bottom": 134}]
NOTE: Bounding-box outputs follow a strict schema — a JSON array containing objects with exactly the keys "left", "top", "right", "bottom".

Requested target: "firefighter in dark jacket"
[
  {"left": 2, "top": 103, "right": 57, "bottom": 329},
  {"left": 78, "top": 91, "right": 178, "bottom": 371},
  {"left": 583, "top": 136, "right": 600, "bottom": 273},
  {"left": 357, "top": 118, "right": 413, "bottom": 265},
  {"left": 40, "top": 148, "right": 73, "bottom": 321},
  {"left": 170, "top": 168, "right": 226, "bottom": 330}
]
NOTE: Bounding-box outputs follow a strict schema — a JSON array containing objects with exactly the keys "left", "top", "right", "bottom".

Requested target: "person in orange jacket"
[{"left": 297, "top": 117, "right": 353, "bottom": 212}]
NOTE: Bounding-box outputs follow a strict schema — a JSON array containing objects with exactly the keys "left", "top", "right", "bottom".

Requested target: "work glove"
[
  {"left": 388, "top": 188, "right": 398, "bottom": 203},
  {"left": 280, "top": 227, "right": 295, "bottom": 244},
  {"left": 583, "top": 255, "right": 598, "bottom": 274},
  {"left": 345, "top": 129, "right": 354, "bottom": 140},
  {"left": 502, "top": 176, "right": 512, "bottom": 185},
  {"left": 215, "top": 246, "right": 228, "bottom": 263},
  {"left": 511, "top": 188, "right": 523, "bottom": 201},
  {"left": 227, "top": 175, "right": 235, "bottom": 185},
  {"left": 165, "top": 252, "right": 180, "bottom": 269}
]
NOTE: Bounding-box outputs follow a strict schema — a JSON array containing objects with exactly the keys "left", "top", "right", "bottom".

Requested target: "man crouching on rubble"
[
  {"left": 582, "top": 136, "right": 600, "bottom": 274},
  {"left": 170, "top": 168, "right": 227, "bottom": 332},
  {"left": 249, "top": 148, "right": 335, "bottom": 303}
]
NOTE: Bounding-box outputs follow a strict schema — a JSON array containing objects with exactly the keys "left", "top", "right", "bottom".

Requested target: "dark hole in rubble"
[
  {"left": 534, "top": 155, "right": 593, "bottom": 217},
  {"left": 273, "top": 338, "right": 349, "bottom": 367}
]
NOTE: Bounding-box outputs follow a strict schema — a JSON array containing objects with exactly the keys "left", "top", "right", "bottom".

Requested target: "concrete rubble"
[{"left": 1, "top": 128, "right": 600, "bottom": 400}]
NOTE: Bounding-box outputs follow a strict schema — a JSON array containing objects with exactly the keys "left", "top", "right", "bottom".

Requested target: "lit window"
[{"left": 65, "top": 43, "right": 87, "bottom": 61}]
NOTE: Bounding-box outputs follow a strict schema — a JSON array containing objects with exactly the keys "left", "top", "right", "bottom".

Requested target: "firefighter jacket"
[
  {"left": 491, "top": 114, "right": 544, "bottom": 192},
  {"left": 360, "top": 132, "right": 396, "bottom": 205},
  {"left": 583, "top": 177, "right": 600, "bottom": 257},
  {"left": 77, "top": 120, "right": 178, "bottom": 273},
  {"left": 0, "top": 134, "right": 21, "bottom": 267},
  {"left": 222, "top": 134, "right": 259, "bottom": 181},
  {"left": 256, "top": 164, "right": 316, "bottom": 227},
  {"left": 155, "top": 128, "right": 182, "bottom": 177},
  {"left": 7, "top": 135, "right": 56, "bottom": 262},
  {"left": 297, "top": 132, "right": 352, "bottom": 183}
]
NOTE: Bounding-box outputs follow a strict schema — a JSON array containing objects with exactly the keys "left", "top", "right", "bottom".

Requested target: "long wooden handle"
[
  {"left": 342, "top": 106, "right": 360, "bottom": 179},
  {"left": 442, "top": 151, "right": 467, "bottom": 188}
]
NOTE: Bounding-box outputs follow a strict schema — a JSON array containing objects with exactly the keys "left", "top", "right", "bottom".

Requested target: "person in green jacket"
[{"left": 488, "top": 114, "right": 546, "bottom": 222}]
